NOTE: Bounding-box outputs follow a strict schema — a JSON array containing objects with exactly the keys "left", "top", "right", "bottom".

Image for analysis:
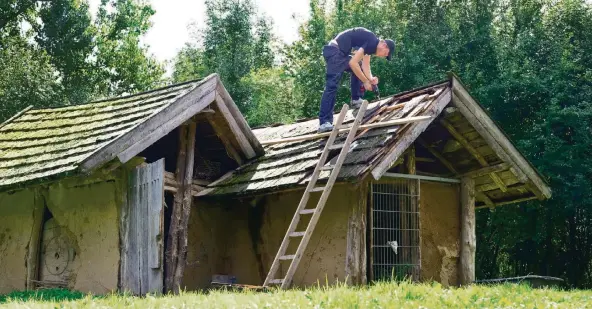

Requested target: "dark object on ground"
[{"left": 475, "top": 275, "right": 565, "bottom": 288}]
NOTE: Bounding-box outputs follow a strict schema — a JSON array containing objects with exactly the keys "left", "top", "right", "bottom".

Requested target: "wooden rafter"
[
  {"left": 461, "top": 163, "right": 509, "bottom": 178},
  {"left": 476, "top": 192, "right": 495, "bottom": 208},
  {"left": 417, "top": 138, "right": 459, "bottom": 175},
  {"left": 439, "top": 118, "right": 508, "bottom": 192},
  {"left": 475, "top": 196, "right": 538, "bottom": 209}
]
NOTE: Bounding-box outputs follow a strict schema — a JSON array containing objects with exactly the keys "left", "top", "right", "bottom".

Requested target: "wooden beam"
[
  {"left": 451, "top": 78, "right": 551, "bottom": 199},
  {"left": 173, "top": 119, "right": 197, "bottom": 293},
  {"left": 476, "top": 192, "right": 495, "bottom": 209},
  {"left": 165, "top": 124, "right": 188, "bottom": 293},
  {"left": 26, "top": 192, "right": 44, "bottom": 290},
  {"left": 416, "top": 157, "right": 436, "bottom": 163},
  {"left": 345, "top": 180, "right": 368, "bottom": 285},
  {"left": 215, "top": 77, "right": 265, "bottom": 156},
  {"left": 460, "top": 176, "right": 476, "bottom": 285},
  {"left": 372, "top": 89, "right": 452, "bottom": 179},
  {"left": 214, "top": 94, "right": 256, "bottom": 158},
  {"left": 461, "top": 163, "right": 510, "bottom": 178},
  {"left": 260, "top": 116, "right": 432, "bottom": 145},
  {"left": 475, "top": 196, "right": 538, "bottom": 209},
  {"left": 205, "top": 113, "right": 244, "bottom": 165},
  {"left": 81, "top": 74, "right": 219, "bottom": 171},
  {"left": 439, "top": 118, "right": 508, "bottom": 192},
  {"left": 417, "top": 138, "right": 459, "bottom": 175}
]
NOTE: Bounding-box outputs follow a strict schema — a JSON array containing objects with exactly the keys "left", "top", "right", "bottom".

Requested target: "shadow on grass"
[{"left": 0, "top": 289, "right": 98, "bottom": 303}]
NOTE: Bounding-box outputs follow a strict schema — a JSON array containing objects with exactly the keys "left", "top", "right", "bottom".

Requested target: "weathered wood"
[
  {"left": 451, "top": 79, "right": 551, "bottom": 199},
  {"left": 124, "top": 159, "right": 165, "bottom": 295},
  {"left": 117, "top": 91, "right": 217, "bottom": 164},
  {"left": 345, "top": 181, "right": 368, "bottom": 285},
  {"left": 173, "top": 120, "right": 197, "bottom": 292},
  {"left": 475, "top": 195, "right": 538, "bottom": 209},
  {"left": 439, "top": 118, "right": 508, "bottom": 192},
  {"left": 461, "top": 163, "right": 510, "bottom": 178},
  {"left": 417, "top": 138, "right": 459, "bottom": 175},
  {"left": 214, "top": 94, "right": 256, "bottom": 158},
  {"left": 260, "top": 116, "right": 432, "bottom": 145},
  {"left": 26, "top": 192, "right": 45, "bottom": 290},
  {"left": 406, "top": 146, "right": 418, "bottom": 280},
  {"left": 460, "top": 177, "right": 476, "bottom": 285},
  {"left": 476, "top": 192, "right": 495, "bottom": 208},
  {"left": 215, "top": 77, "right": 265, "bottom": 156},
  {"left": 372, "top": 89, "right": 452, "bottom": 179},
  {"left": 205, "top": 113, "right": 244, "bottom": 165},
  {"left": 81, "top": 74, "right": 218, "bottom": 172},
  {"left": 165, "top": 125, "right": 188, "bottom": 293}
]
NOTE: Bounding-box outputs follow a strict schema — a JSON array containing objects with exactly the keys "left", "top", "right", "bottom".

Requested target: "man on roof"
[{"left": 318, "top": 27, "right": 395, "bottom": 133}]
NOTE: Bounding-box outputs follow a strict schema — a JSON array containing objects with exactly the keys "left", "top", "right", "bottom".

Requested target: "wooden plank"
[
  {"left": 26, "top": 192, "right": 45, "bottom": 290},
  {"left": 214, "top": 94, "right": 256, "bottom": 159},
  {"left": 125, "top": 165, "right": 141, "bottom": 295},
  {"left": 372, "top": 89, "right": 452, "bottom": 179},
  {"left": 260, "top": 116, "right": 432, "bottom": 145},
  {"left": 80, "top": 74, "right": 218, "bottom": 171},
  {"left": 417, "top": 138, "right": 459, "bottom": 175},
  {"left": 173, "top": 120, "right": 197, "bottom": 292},
  {"left": 460, "top": 177, "right": 476, "bottom": 285},
  {"left": 165, "top": 124, "right": 188, "bottom": 293},
  {"left": 476, "top": 192, "right": 495, "bottom": 208},
  {"left": 440, "top": 118, "right": 508, "bottom": 192},
  {"left": 461, "top": 163, "right": 510, "bottom": 178},
  {"left": 116, "top": 91, "right": 216, "bottom": 164},
  {"left": 475, "top": 195, "right": 538, "bottom": 209},
  {"left": 451, "top": 79, "right": 551, "bottom": 199},
  {"left": 345, "top": 181, "right": 368, "bottom": 285},
  {"left": 147, "top": 159, "right": 165, "bottom": 294},
  {"left": 215, "top": 78, "right": 265, "bottom": 156},
  {"left": 205, "top": 113, "right": 244, "bottom": 165}
]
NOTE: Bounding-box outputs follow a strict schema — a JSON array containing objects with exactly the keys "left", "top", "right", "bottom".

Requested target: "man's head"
[{"left": 376, "top": 39, "right": 396, "bottom": 61}]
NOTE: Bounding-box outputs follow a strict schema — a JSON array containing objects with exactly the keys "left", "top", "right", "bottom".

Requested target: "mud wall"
[
  {"left": 0, "top": 189, "right": 39, "bottom": 294},
  {"left": 184, "top": 184, "right": 357, "bottom": 289},
  {"left": 44, "top": 179, "right": 121, "bottom": 294},
  {"left": 419, "top": 181, "right": 460, "bottom": 286}
]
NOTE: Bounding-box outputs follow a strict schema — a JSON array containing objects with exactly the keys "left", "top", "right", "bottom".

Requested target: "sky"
[{"left": 89, "top": 0, "right": 310, "bottom": 66}]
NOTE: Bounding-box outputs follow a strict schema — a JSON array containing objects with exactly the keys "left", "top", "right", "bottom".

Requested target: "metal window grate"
[{"left": 371, "top": 179, "right": 420, "bottom": 282}]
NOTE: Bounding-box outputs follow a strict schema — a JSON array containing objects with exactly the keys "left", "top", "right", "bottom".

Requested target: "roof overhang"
[{"left": 79, "top": 73, "right": 264, "bottom": 172}]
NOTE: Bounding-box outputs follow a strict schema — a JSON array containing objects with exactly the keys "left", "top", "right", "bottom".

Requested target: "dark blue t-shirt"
[{"left": 334, "top": 27, "right": 379, "bottom": 55}]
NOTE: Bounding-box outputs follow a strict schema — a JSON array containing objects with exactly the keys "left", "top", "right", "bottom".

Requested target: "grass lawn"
[{"left": 1, "top": 281, "right": 591, "bottom": 308}]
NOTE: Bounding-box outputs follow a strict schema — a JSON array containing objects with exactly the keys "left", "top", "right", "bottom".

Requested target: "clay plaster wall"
[
  {"left": 44, "top": 179, "right": 121, "bottom": 294},
  {"left": 184, "top": 184, "right": 357, "bottom": 289},
  {"left": 0, "top": 189, "right": 38, "bottom": 294},
  {"left": 419, "top": 181, "right": 460, "bottom": 286}
]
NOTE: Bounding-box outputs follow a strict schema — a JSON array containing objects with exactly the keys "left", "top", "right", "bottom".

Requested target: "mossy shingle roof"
[{"left": 0, "top": 79, "right": 206, "bottom": 188}]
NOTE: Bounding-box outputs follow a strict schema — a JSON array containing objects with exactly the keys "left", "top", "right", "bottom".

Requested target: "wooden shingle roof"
[
  {"left": 0, "top": 74, "right": 263, "bottom": 189},
  {"left": 199, "top": 81, "right": 451, "bottom": 196}
]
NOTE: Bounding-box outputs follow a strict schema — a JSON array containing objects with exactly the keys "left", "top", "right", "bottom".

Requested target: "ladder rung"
[
  {"left": 269, "top": 279, "right": 283, "bottom": 284},
  {"left": 300, "top": 208, "right": 316, "bottom": 215},
  {"left": 290, "top": 231, "right": 306, "bottom": 237},
  {"left": 336, "top": 125, "right": 349, "bottom": 130},
  {"left": 329, "top": 143, "right": 345, "bottom": 150},
  {"left": 309, "top": 186, "right": 326, "bottom": 192},
  {"left": 320, "top": 165, "right": 335, "bottom": 171},
  {"left": 279, "top": 255, "right": 296, "bottom": 260}
]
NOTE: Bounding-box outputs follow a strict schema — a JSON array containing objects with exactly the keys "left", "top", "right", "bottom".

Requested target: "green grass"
[{"left": 1, "top": 281, "right": 591, "bottom": 308}]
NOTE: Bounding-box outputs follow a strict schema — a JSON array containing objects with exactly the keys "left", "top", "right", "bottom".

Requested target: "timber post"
[
  {"left": 460, "top": 176, "right": 476, "bottom": 285},
  {"left": 165, "top": 119, "right": 197, "bottom": 294}
]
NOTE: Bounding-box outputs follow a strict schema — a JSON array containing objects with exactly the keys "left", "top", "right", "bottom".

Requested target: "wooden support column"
[
  {"left": 165, "top": 119, "right": 197, "bottom": 294},
  {"left": 345, "top": 182, "right": 368, "bottom": 285},
  {"left": 405, "top": 146, "right": 419, "bottom": 280},
  {"left": 460, "top": 176, "right": 476, "bottom": 285},
  {"left": 26, "top": 190, "right": 45, "bottom": 290}
]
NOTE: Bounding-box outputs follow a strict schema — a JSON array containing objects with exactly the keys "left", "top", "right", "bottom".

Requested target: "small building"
[{"left": 0, "top": 73, "right": 551, "bottom": 295}]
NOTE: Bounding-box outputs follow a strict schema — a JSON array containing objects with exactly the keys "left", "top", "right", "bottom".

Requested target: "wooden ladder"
[{"left": 263, "top": 100, "right": 369, "bottom": 289}]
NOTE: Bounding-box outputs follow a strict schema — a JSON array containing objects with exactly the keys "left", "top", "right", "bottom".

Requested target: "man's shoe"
[
  {"left": 351, "top": 99, "right": 364, "bottom": 109},
  {"left": 318, "top": 122, "right": 334, "bottom": 133}
]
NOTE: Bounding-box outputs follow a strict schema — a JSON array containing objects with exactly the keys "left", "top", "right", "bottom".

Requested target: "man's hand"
[
  {"left": 370, "top": 76, "right": 379, "bottom": 85},
  {"left": 363, "top": 80, "right": 373, "bottom": 91}
]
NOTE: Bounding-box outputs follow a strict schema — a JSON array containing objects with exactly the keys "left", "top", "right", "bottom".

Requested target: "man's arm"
[
  {"left": 349, "top": 49, "right": 373, "bottom": 90},
  {"left": 361, "top": 54, "right": 373, "bottom": 82}
]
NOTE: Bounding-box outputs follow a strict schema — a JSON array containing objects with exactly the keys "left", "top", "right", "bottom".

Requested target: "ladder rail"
[
  {"left": 280, "top": 100, "right": 369, "bottom": 289},
  {"left": 263, "top": 104, "right": 349, "bottom": 287}
]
